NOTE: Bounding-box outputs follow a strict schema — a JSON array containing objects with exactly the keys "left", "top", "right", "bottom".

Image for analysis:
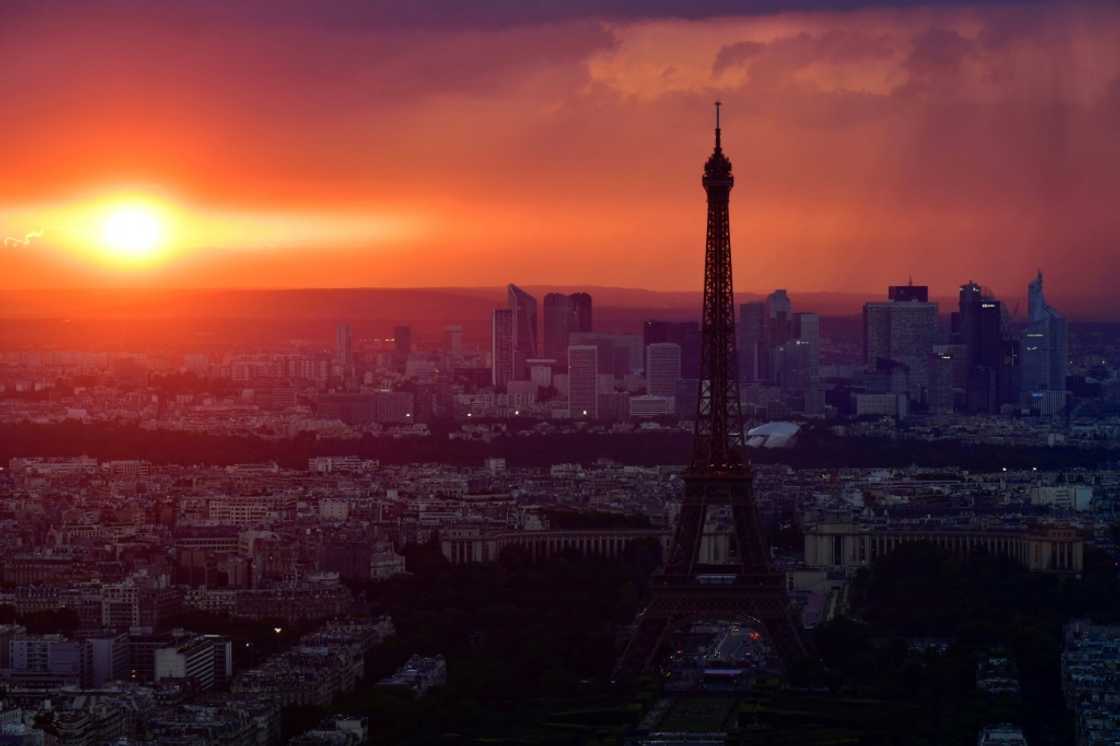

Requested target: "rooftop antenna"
[{"left": 714, "top": 100, "right": 722, "bottom": 151}]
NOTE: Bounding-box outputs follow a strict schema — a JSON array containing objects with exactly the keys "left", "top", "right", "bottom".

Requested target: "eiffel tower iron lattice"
[{"left": 614, "top": 103, "right": 808, "bottom": 680}]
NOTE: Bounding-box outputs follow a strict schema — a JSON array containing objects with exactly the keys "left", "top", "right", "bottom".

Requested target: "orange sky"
[{"left": 1, "top": 2, "right": 1119, "bottom": 315}]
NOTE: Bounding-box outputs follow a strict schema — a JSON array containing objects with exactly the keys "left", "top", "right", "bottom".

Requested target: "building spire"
[{"left": 714, "top": 100, "right": 722, "bottom": 151}]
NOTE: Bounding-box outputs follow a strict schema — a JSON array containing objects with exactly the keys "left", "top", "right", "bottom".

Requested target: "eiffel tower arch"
[{"left": 614, "top": 104, "right": 807, "bottom": 681}]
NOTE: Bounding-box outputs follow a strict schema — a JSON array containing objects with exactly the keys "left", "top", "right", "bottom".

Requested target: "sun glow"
[
  {"left": 3, "top": 188, "right": 423, "bottom": 277},
  {"left": 100, "top": 204, "right": 165, "bottom": 260}
]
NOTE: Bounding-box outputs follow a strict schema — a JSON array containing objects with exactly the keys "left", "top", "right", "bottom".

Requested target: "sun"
[{"left": 100, "top": 204, "right": 165, "bottom": 260}]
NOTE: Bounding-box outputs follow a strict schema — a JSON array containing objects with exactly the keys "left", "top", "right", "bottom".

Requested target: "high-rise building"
[
  {"left": 793, "top": 312, "right": 821, "bottom": 382},
  {"left": 646, "top": 342, "right": 682, "bottom": 403},
  {"left": 567, "top": 345, "right": 598, "bottom": 418},
  {"left": 527, "top": 359, "right": 554, "bottom": 389},
  {"left": 393, "top": 325, "right": 412, "bottom": 359},
  {"left": 957, "top": 281, "right": 985, "bottom": 370},
  {"left": 335, "top": 323, "right": 353, "bottom": 370},
  {"left": 763, "top": 290, "right": 793, "bottom": 378},
  {"left": 507, "top": 284, "right": 538, "bottom": 379},
  {"left": 570, "top": 332, "right": 642, "bottom": 377},
  {"left": 955, "top": 281, "right": 1010, "bottom": 412},
  {"left": 490, "top": 309, "right": 514, "bottom": 388},
  {"left": 928, "top": 351, "right": 955, "bottom": 414},
  {"left": 543, "top": 294, "right": 567, "bottom": 361},
  {"left": 863, "top": 286, "right": 938, "bottom": 403},
  {"left": 741, "top": 290, "right": 798, "bottom": 383},
  {"left": 773, "top": 339, "right": 814, "bottom": 393},
  {"left": 738, "top": 302, "right": 765, "bottom": 384},
  {"left": 444, "top": 325, "right": 463, "bottom": 356},
  {"left": 543, "top": 292, "right": 593, "bottom": 360},
  {"left": 643, "top": 320, "right": 701, "bottom": 379},
  {"left": 569, "top": 292, "right": 592, "bottom": 335},
  {"left": 1021, "top": 271, "right": 1068, "bottom": 410}
]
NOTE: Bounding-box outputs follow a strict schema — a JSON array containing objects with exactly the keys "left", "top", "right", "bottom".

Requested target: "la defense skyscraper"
[
  {"left": 507, "top": 284, "right": 538, "bottom": 380},
  {"left": 615, "top": 105, "right": 806, "bottom": 679}
]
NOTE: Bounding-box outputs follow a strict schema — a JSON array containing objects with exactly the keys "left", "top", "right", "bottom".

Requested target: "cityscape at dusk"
[{"left": 2, "top": 2, "right": 1120, "bottom": 745}]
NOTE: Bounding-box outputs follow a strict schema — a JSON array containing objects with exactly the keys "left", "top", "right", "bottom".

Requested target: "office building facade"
[
  {"left": 646, "top": 342, "right": 682, "bottom": 404},
  {"left": 1021, "top": 271, "right": 1068, "bottom": 412},
  {"left": 567, "top": 345, "right": 599, "bottom": 419},
  {"left": 507, "top": 284, "right": 538, "bottom": 380},
  {"left": 543, "top": 292, "right": 592, "bottom": 360},
  {"left": 490, "top": 308, "right": 514, "bottom": 388},
  {"left": 863, "top": 286, "right": 938, "bottom": 403}
]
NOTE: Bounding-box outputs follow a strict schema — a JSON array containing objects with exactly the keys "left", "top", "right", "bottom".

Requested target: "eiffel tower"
[{"left": 614, "top": 103, "right": 807, "bottom": 679}]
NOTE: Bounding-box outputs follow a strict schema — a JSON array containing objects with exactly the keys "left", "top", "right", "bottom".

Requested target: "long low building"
[
  {"left": 441, "top": 527, "right": 671, "bottom": 565},
  {"left": 804, "top": 522, "right": 1084, "bottom": 574}
]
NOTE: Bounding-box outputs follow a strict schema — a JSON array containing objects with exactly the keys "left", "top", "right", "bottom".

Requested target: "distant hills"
[
  {"left": 0, "top": 286, "right": 1108, "bottom": 351},
  {"left": 0, "top": 285, "right": 914, "bottom": 321}
]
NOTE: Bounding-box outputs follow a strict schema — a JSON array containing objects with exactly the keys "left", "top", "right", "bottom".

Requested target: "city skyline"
[
  {"left": 2, "top": 4, "right": 1119, "bottom": 745},
  {"left": 1, "top": 2, "right": 1119, "bottom": 313}
]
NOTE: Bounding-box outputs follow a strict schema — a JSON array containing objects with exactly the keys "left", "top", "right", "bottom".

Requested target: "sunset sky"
[{"left": 1, "top": 0, "right": 1118, "bottom": 313}]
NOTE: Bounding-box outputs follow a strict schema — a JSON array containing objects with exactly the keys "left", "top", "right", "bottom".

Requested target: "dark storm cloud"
[
  {"left": 713, "top": 41, "right": 766, "bottom": 74},
  {"left": 0, "top": 0, "right": 1063, "bottom": 30},
  {"left": 714, "top": 29, "right": 896, "bottom": 82}
]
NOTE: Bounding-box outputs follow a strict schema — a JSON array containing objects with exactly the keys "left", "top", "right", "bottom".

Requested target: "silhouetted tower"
[
  {"left": 615, "top": 104, "right": 807, "bottom": 680},
  {"left": 693, "top": 101, "right": 745, "bottom": 469}
]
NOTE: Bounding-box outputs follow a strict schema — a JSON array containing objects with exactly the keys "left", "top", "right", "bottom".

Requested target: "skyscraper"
[
  {"left": 928, "top": 351, "right": 956, "bottom": 414},
  {"left": 793, "top": 312, "right": 821, "bottom": 382},
  {"left": 507, "top": 284, "right": 538, "bottom": 380},
  {"left": 570, "top": 332, "right": 642, "bottom": 377},
  {"left": 444, "top": 325, "right": 463, "bottom": 356},
  {"left": 569, "top": 292, "right": 592, "bottom": 335},
  {"left": 736, "top": 290, "right": 797, "bottom": 383},
  {"left": 643, "top": 320, "right": 701, "bottom": 378},
  {"left": 490, "top": 309, "right": 514, "bottom": 388},
  {"left": 543, "top": 294, "right": 568, "bottom": 361},
  {"left": 772, "top": 312, "right": 820, "bottom": 396},
  {"left": 773, "top": 339, "right": 814, "bottom": 393},
  {"left": 567, "top": 345, "right": 598, "bottom": 418},
  {"left": 957, "top": 281, "right": 985, "bottom": 372},
  {"left": 645, "top": 342, "right": 682, "bottom": 401},
  {"left": 738, "top": 302, "right": 765, "bottom": 383},
  {"left": 335, "top": 323, "right": 353, "bottom": 370},
  {"left": 543, "top": 292, "right": 592, "bottom": 360},
  {"left": 765, "top": 290, "right": 792, "bottom": 338},
  {"left": 1021, "top": 271, "right": 1068, "bottom": 409},
  {"left": 394, "top": 325, "right": 412, "bottom": 358},
  {"left": 955, "top": 281, "right": 1010, "bottom": 412},
  {"left": 863, "top": 286, "right": 938, "bottom": 403}
]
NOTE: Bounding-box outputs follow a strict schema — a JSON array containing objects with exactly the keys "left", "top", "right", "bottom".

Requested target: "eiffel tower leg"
[{"left": 615, "top": 608, "right": 673, "bottom": 681}]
